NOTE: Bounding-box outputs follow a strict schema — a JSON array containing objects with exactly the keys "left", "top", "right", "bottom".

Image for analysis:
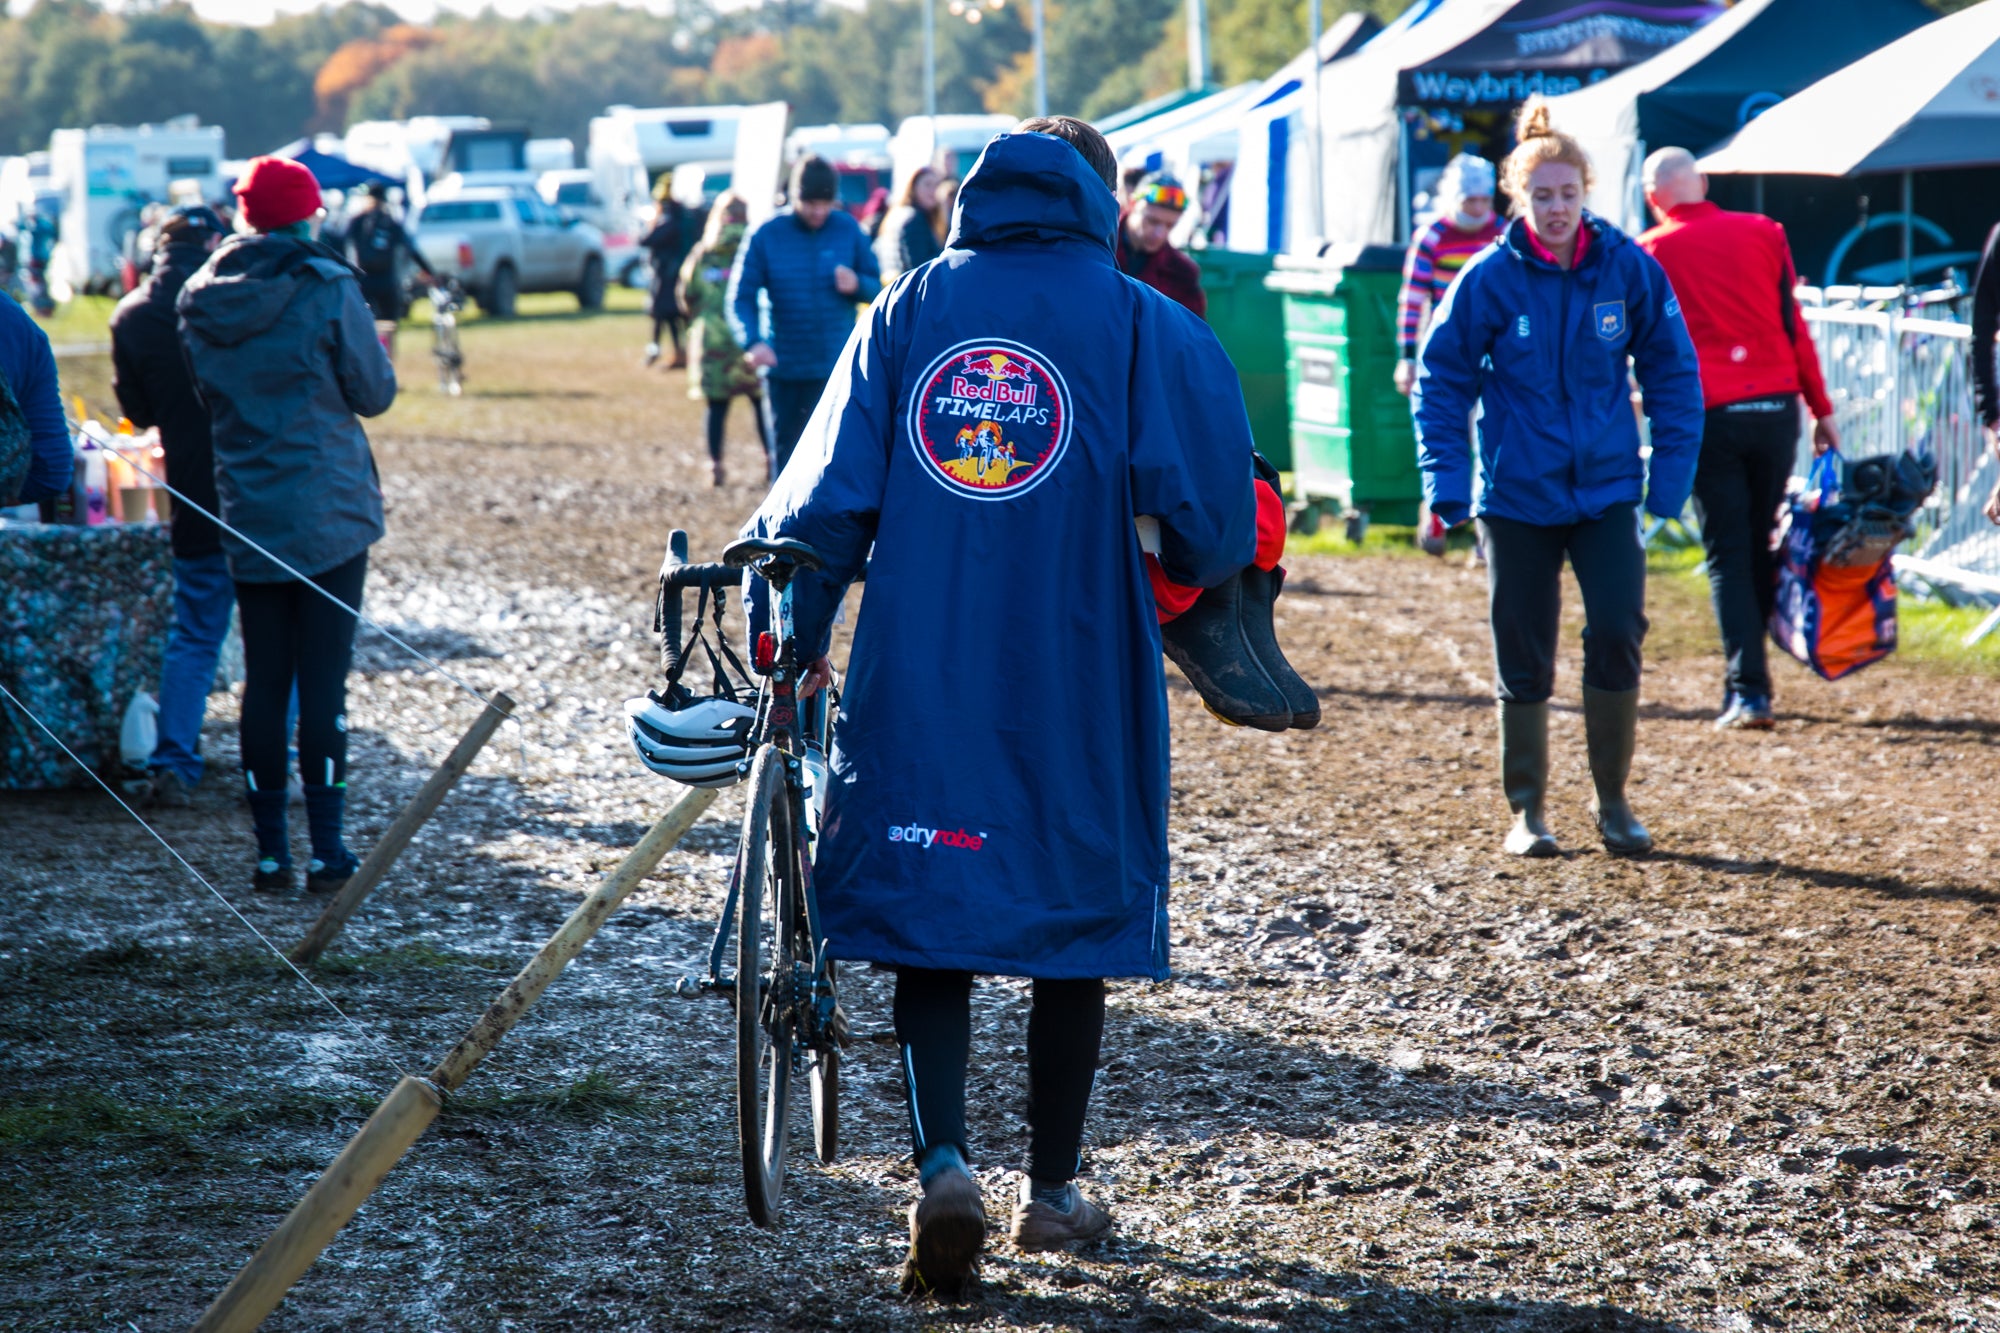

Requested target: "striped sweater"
[{"left": 1398, "top": 215, "right": 1503, "bottom": 358}]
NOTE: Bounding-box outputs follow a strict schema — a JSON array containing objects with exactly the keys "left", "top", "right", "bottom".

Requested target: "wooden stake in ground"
[
  {"left": 291, "top": 692, "right": 516, "bottom": 966},
  {"left": 193, "top": 785, "right": 718, "bottom": 1333}
]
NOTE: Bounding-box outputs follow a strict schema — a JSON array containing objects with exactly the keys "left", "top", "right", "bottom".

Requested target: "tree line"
[
  {"left": 0, "top": 0, "right": 1974, "bottom": 163},
  {"left": 0, "top": 0, "right": 1417, "bottom": 160}
]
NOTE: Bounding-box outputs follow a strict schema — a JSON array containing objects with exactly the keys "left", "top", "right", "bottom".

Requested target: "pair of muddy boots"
[
  {"left": 1161, "top": 563, "right": 1320, "bottom": 732},
  {"left": 1500, "top": 687, "right": 1652, "bottom": 857},
  {"left": 900, "top": 1151, "right": 1112, "bottom": 1300}
]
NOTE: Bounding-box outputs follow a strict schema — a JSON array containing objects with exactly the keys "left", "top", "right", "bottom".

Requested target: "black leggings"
[
  {"left": 1690, "top": 399, "right": 1797, "bottom": 698},
  {"left": 651, "top": 310, "right": 684, "bottom": 350},
  {"left": 894, "top": 967, "right": 1105, "bottom": 1183},
  {"left": 1479, "top": 503, "right": 1648, "bottom": 702},
  {"left": 705, "top": 395, "right": 772, "bottom": 463},
  {"left": 235, "top": 551, "right": 367, "bottom": 794}
]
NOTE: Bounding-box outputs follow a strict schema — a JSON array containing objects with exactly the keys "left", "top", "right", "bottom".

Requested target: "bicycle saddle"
[{"left": 722, "top": 536, "right": 825, "bottom": 577}]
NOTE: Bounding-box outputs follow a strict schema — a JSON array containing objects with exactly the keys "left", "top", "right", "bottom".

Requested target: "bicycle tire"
[
  {"left": 809, "top": 1044, "right": 839, "bottom": 1164},
  {"left": 737, "top": 744, "right": 794, "bottom": 1226}
]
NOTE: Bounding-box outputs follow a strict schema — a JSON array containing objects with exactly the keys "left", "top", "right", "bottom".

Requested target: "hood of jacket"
[
  {"left": 1498, "top": 210, "right": 1631, "bottom": 274},
  {"left": 948, "top": 133, "right": 1118, "bottom": 256},
  {"left": 145, "top": 242, "right": 211, "bottom": 305},
  {"left": 707, "top": 223, "right": 746, "bottom": 267},
  {"left": 177, "top": 233, "right": 354, "bottom": 347}
]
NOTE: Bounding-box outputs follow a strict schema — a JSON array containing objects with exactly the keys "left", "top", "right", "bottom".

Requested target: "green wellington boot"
[
  {"left": 1498, "top": 700, "right": 1559, "bottom": 858},
  {"left": 1582, "top": 685, "right": 1653, "bottom": 855}
]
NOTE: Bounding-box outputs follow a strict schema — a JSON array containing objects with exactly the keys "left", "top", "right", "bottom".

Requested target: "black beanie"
[{"left": 791, "top": 156, "right": 838, "bottom": 204}]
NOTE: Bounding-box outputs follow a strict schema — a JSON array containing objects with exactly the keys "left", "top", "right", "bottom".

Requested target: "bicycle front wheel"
[{"left": 736, "top": 744, "right": 796, "bottom": 1227}]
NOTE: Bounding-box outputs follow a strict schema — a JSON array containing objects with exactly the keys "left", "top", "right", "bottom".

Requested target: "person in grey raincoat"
[
  {"left": 177, "top": 154, "right": 397, "bottom": 896},
  {"left": 739, "top": 117, "right": 1257, "bottom": 1295}
]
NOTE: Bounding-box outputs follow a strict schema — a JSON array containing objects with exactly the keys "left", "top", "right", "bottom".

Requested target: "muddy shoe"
[
  {"left": 252, "top": 858, "right": 294, "bottom": 893},
  {"left": 306, "top": 851, "right": 360, "bottom": 895},
  {"left": 1237, "top": 564, "right": 1319, "bottom": 730},
  {"left": 1160, "top": 571, "right": 1291, "bottom": 732},
  {"left": 143, "top": 769, "right": 192, "bottom": 810},
  {"left": 899, "top": 1166, "right": 986, "bottom": 1300},
  {"left": 1009, "top": 1178, "right": 1113, "bottom": 1252}
]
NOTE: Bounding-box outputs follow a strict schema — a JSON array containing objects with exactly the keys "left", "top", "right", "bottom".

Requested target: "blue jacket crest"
[
  {"left": 1413, "top": 213, "right": 1703, "bottom": 528},
  {"left": 742, "top": 132, "right": 1257, "bottom": 980}
]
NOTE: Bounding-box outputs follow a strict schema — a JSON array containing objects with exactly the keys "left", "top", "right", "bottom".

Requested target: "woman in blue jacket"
[{"left": 1415, "top": 100, "right": 1703, "bottom": 858}]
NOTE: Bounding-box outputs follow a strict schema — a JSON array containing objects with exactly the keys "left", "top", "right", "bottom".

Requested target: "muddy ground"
[{"left": 3, "top": 302, "right": 1996, "bottom": 1332}]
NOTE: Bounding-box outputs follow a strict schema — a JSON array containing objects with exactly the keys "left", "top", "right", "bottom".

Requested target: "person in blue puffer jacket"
[
  {"left": 739, "top": 117, "right": 1257, "bottom": 1295},
  {"left": 728, "top": 156, "right": 882, "bottom": 477},
  {"left": 1415, "top": 98, "right": 1703, "bottom": 861}
]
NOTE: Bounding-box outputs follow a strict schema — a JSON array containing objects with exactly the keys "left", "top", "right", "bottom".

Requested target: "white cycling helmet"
[{"left": 626, "top": 692, "right": 756, "bottom": 788}]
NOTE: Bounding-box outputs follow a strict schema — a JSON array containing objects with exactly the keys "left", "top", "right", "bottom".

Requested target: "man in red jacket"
[
  {"left": 1640, "top": 147, "right": 1838, "bottom": 731},
  {"left": 1116, "top": 174, "right": 1206, "bottom": 318}
]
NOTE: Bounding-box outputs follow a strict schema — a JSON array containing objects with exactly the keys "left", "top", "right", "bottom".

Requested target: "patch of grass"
[
  {"left": 74, "top": 938, "right": 157, "bottom": 973},
  {"left": 1288, "top": 522, "right": 1480, "bottom": 560},
  {"left": 1893, "top": 598, "right": 2000, "bottom": 673},
  {"left": 29, "top": 294, "right": 117, "bottom": 347},
  {"left": 404, "top": 284, "right": 647, "bottom": 329},
  {"left": 451, "top": 1070, "right": 657, "bottom": 1123},
  {"left": 1655, "top": 551, "right": 2000, "bottom": 674},
  {"left": 1646, "top": 542, "right": 1707, "bottom": 576},
  {"left": 314, "top": 941, "right": 510, "bottom": 976},
  {"left": 0, "top": 1087, "right": 374, "bottom": 1150}
]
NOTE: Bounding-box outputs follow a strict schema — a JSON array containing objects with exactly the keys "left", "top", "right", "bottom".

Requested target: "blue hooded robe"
[{"left": 741, "top": 132, "right": 1258, "bottom": 980}]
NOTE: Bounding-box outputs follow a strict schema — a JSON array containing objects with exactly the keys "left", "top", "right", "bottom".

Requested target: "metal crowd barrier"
[{"left": 1797, "top": 297, "right": 2000, "bottom": 640}]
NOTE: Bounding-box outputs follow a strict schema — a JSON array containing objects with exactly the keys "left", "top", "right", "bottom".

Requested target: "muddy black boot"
[
  {"left": 1499, "top": 701, "right": 1558, "bottom": 858},
  {"left": 1160, "top": 570, "right": 1291, "bottom": 732},
  {"left": 1583, "top": 685, "right": 1652, "bottom": 855},
  {"left": 1237, "top": 564, "right": 1319, "bottom": 730}
]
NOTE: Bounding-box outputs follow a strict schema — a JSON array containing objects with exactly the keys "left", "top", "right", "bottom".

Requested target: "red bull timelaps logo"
[{"left": 908, "top": 338, "right": 1072, "bottom": 500}]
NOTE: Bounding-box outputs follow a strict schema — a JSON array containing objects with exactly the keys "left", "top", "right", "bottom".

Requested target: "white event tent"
[
  {"left": 1699, "top": 0, "right": 2000, "bottom": 282},
  {"left": 1548, "top": 0, "right": 1939, "bottom": 232},
  {"left": 1226, "top": 6, "right": 1468, "bottom": 253}
]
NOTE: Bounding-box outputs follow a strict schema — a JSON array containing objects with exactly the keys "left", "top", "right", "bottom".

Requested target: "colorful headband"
[{"left": 1135, "top": 181, "right": 1188, "bottom": 212}]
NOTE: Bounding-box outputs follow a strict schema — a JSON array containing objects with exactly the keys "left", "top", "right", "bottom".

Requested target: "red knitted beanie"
[{"left": 233, "top": 156, "right": 323, "bottom": 233}]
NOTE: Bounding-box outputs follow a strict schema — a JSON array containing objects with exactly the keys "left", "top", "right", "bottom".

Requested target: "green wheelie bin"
[
  {"left": 1195, "top": 248, "right": 1291, "bottom": 470},
  {"left": 1264, "top": 244, "right": 1423, "bottom": 535}
]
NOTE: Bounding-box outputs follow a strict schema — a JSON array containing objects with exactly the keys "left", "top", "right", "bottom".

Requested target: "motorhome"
[
  {"left": 787, "top": 123, "right": 892, "bottom": 214},
  {"left": 585, "top": 104, "right": 754, "bottom": 275},
  {"left": 889, "top": 115, "right": 1013, "bottom": 189},
  {"left": 343, "top": 116, "right": 489, "bottom": 200},
  {"left": 46, "top": 119, "right": 225, "bottom": 295}
]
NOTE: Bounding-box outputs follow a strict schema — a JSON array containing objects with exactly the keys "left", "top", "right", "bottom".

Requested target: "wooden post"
[
  {"left": 291, "top": 692, "right": 516, "bottom": 966},
  {"left": 193, "top": 785, "right": 718, "bottom": 1333}
]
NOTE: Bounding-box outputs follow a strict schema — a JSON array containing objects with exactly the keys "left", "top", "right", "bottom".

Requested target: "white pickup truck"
[{"left": 411, "top": 184, "right": 607, "bottom": 317}]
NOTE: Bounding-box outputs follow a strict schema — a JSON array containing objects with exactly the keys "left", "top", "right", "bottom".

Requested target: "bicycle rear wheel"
[{"left": 737, "top": 744, "right": 796, "bottom": 1226}]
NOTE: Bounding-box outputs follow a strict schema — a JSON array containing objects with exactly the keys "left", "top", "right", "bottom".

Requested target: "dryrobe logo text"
[
  {"left": 908, "top": 338, "right": 1073, "bottom": 500},
  {"left": 888, "top": 823, "right": 987, "bottom": 851}
]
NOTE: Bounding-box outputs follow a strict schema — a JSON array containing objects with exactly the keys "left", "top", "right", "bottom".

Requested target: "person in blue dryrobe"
[
  {"left": 1414, "top": 101, "right": 1702, "bottom": 864},
  {"left": 739, "top": 119, "right": 1256, "bottom": 1287}
]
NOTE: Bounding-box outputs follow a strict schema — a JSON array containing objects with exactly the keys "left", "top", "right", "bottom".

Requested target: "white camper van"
[
  {"left": 586, "top": 105, "right": 757, "bottom": 280},
  {"left": 343, "top": 116, "right": 490, "bottom": 201},
  {"left": 47, "top": 119, "right": 225, "bottom": 295},
  {"left": 889, "top": 115, "right": 1013, "bottom": 189}
]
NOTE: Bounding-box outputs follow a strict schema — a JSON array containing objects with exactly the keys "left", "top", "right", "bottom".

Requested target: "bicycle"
[
  {"left": 428, "top": 279, "right": 465, "bottom": 397},
  {"left": 653, "top": 527, "right": 847, "bottom": 1226}
]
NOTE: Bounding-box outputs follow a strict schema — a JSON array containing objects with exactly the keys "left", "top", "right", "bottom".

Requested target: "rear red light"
[
  {"left": 456, "top": 241, "right": 474, "bottom": 270},
  {"left": 754, "top": 632, "right": 777, "bottom": 672}
]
